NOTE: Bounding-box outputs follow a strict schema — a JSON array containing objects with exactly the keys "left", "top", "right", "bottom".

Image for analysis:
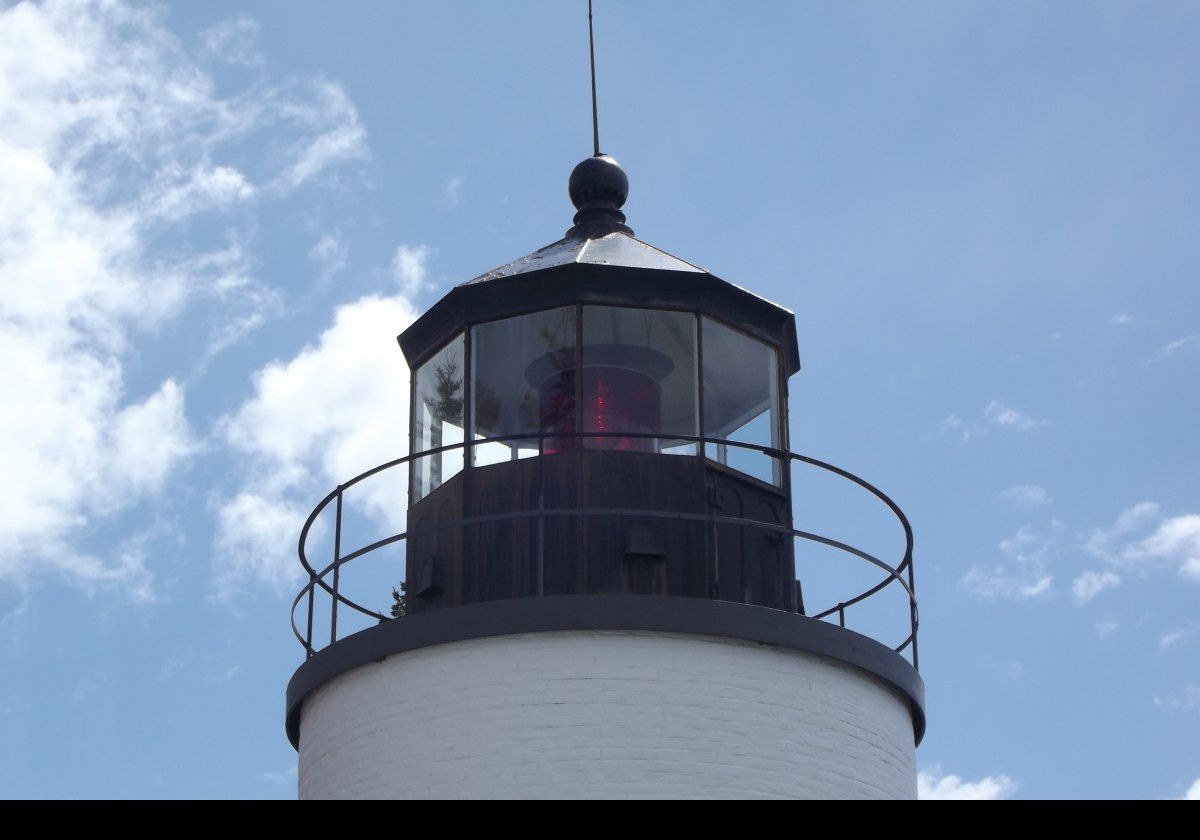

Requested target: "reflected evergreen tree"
[
  {"left": 390, "top": 582, "right": 408, "bottom": 618},
  {"left": 432, "top": 360, "right": 463, "bottom": 425},
  {"left": 428, "top": 359, "right": 463, "bottom": 488}
]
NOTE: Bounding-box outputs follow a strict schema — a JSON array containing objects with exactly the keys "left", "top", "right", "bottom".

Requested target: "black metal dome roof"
[{"left": 397, "top": 157, "right": 801, "bottom": 376}]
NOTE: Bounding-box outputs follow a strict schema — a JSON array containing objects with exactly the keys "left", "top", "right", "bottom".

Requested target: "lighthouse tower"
[{"left": 284, "top": 155, "right": 924, "bottom": 800}]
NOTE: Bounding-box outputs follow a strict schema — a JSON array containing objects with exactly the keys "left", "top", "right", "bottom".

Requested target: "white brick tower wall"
[{"left": 297, "top": 630, "right": 917, "bottom": 800}]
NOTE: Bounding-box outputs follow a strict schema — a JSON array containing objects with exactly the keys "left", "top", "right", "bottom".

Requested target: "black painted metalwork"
[
  {"left": 566, "top": 156, "right": 633, "bottom": 238},
  {"left": 289, "top": 431, "right": 918, "bottom": 669},
  {"left": 588, "top": 0, "right": 600, "bottom": 158},
  {"left": 398, "top": 258, "right": 800, "bottom": 377},
  {"left": 285, "top": 595, "right": 926, "bottom": 750},
  {"left": 290, "top": 141, "right": 923, "bottom": 759}
]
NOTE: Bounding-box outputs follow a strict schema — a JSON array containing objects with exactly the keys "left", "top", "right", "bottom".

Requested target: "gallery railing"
[{"left": 290, "top": 432, "right": 918, "bottom": 669}]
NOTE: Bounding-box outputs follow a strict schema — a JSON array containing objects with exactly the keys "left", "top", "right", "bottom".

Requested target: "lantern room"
[{"left": 398, "top": 155, "right": 801, "bottom": 614}]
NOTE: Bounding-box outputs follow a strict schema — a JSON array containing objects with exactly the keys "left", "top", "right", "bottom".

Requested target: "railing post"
[
  {"left": 908, "top": 561, "right": 919, "bottom": 671},
  {"left": 305, "top": 574, "right": 316, "bottom": 659},
  {"left": 536, "top": 434, "right": 545, "bottom": 597},
  {"left": 706, "top": 438, "right": 720, "bottom": 601},
  {"left": 330, "top": 487, "right": 344, "bottom": 647},
  {"left": 784, "top": 451, "right": 797, "bottom": 614}
]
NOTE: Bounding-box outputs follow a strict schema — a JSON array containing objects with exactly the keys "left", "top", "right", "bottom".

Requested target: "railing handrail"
[{"left": 292, "top": 431, "right": 918, "bottom": 669}]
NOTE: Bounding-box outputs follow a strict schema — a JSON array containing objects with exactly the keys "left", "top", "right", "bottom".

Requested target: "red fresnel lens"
[
  {"left": 580, "top": 366, "right": 660, "bottom": 452},
  {"left": 538, "top": 366, "right": 662, "bottom": 453},
  {"left": 531, "top": 342, "right": 672, "bottom": 454}
]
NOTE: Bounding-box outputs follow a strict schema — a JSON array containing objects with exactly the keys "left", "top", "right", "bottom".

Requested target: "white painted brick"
[{"left": 298, "top": 631, "right": 916, "bottom": 800}]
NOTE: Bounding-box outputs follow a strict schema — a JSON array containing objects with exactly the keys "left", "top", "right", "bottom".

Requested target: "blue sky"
[{"left": 1, "top": 0, "right": 1197, "bottom": 799}]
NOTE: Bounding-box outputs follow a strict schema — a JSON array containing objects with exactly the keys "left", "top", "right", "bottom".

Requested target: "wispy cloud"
[
  {"left": 984, "top": 400, "right": 1044, "bottom": 431},
  {"left": 444, "top": 175, "right": 464, "bottom": 207},
  {"left": 143, "top": 163, "right": 257, "bottom": 221},
  {"left": 1071, "top": 570, "right": 1121, "bottom": 603},
  {"left": 309, "top": 234, "right": 348, "bottom": 286},
  {"left": 270, "top": 82, "right": 369, "bottom": 192},
  {"left": 391, "top": 244, "right": 431, "bottom": 299},
  {"left": 199, "top": 16, "right": 263, "bottom": 67},
  {"left": 918, "top": 768, "right": 1017, "bottom": 800},
  {"left": 1154, "top": 335, "right": 1200, "bottom": 360},
  {"left": 997, "top": 483, "right": 1052, "bottom": 508},
  {"left": 1159, "top": 621, "right": 1197, "bottom": 650},
  {"left": 1086, "top": 503, "right": 1200, "bottom": 584},
  {"left": 1084, "top": 501, "right": 1161, "bottom": 563},
  {"left": 1154, "top": 683, "right": 1200, "bottom": 715},
  {"left": 936, "top": 401, "right": 1046, "bottom": 442},
  {"left": 1110, "top": 313, "right": 1137, "bottom": 326},
  {"left": 962, "top": 526, "right": 1054, "bottom": 600},
  {"left": 210, "top": 664, "right": 241, "bottom": 684},
  {"left": 937, "top": 413, "right": 973, "bottom": 441}
]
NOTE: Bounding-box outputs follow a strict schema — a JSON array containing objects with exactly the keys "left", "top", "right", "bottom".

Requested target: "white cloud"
[
  {"left": 962, "top": 568, "right": 1052, "bottom": 600},
  {"left": 1130, "top": 514, "right": 1200, "bottom": 582},
  {"left": 444, "top": 175, "right": 464, "bottom": 206},
  {"left": 106, "top": 381, "right": 196, "bottom": 503},
  {"left": 1071, "top": 570, "right": 1121, "bottom": 604},
  {"left": 937, "top": 412, "right": 973, "bottom": 441},
  {"left": 1110, "top": 313, "right": 1136, "bottom": 326},
  {"left": 1184, "top": 778, "right": 1200, "bottom": 801},
  {"left": 271, "top": 81, "right": 369, "bottom": 192},
  {"left": 918, "top": 769, "right": 1017, "bottom": 800},
  {"left": 0, "top": 0, "right": 369, "bottom": 595},
  {"left": 936, "top": 401, "right": 1045, "bottom": 441},
  {"left": 1084, "top": 501, "right": 1160, "bottom": 564},
  {"left": 1159, "top": 622, "right": 1197, "bottom": 650},
  {"left": 199, "top": 16, "right": 262, "bottom": 67},
  {"left": 962, "top": 526, "right": 1054, "bottom": 600},
  {"left": 1182, "top": 558, "right": 1200, "bottom": 583},
  {"left": 1154, "top": 684, "right": 1200, "bottom": 715},
  {"left": 391, "top": 244, "right": 431, "bottom": 299},
  {"left": 998, "top": 483, "right": 1052, "bottom": 507},
  {"left": 210, "top": 664, "right": 241, "bottom": 684},
  {"left": 310, "top": 234, "right": 348, "bottom": 285},
  {"left": 215, "top": 293, "right": 418, "bottom": 597},
  {"left": 1155, "top": 335, "right": 1200, "bottom": 360},
  {"left": 984, "top": 400, "right": 1044, "bottom": 431},
  {"left": 1087, "top": 504, "right": 1200, "bottom": 583},
  {"left": 143, "top": 163, "right": 257, "bottom": 222},
  {"left": 214, "top": 492, "right": 311, "bottom": 597},
  {"left": 1095, "top": 617, "right": 1120, "bottom": 638}
]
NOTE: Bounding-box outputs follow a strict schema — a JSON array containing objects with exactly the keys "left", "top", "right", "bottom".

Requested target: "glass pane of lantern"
[
  {"left": 581, "top": 306, "right": 698, "bottom": 454},
  {"left": 702, "top": 317, "right": 781, "bottom": 486},
  {"left": 412, "top": 334, "right": 466, "bottom": 502},
  {"left": 471, "top": 307, "right": 576, "bottom": 463}
]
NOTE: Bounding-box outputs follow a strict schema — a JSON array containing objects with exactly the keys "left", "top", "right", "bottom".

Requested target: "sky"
[{"left": 0, "top": 0, "right": 1198, "bottom": 800}]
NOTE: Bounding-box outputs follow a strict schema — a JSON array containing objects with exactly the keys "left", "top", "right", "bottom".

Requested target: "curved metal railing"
[{"left": 291, "top": 432, "right": 918, "bottom": 669}]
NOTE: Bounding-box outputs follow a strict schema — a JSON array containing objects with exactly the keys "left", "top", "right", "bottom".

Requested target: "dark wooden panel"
[{"left": 408, "top": 451, "right": 794, "bottom": 612}]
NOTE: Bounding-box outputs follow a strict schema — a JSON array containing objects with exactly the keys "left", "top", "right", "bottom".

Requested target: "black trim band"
[
  {"left": 397, "top": 263, "right": 802, "bottom": 376},
  {"left": 285, "top": 595, "right": 926, "bottom": 750}
]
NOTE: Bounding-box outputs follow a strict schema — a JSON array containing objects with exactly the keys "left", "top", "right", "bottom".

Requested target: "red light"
[{"left": 540, "top": 366, "right": 662, "bottom": 454}]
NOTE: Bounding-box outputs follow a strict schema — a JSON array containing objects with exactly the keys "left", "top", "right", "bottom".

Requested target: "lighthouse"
[{"left": 284, "top": 153, "right": 924, "bottom": 800}]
